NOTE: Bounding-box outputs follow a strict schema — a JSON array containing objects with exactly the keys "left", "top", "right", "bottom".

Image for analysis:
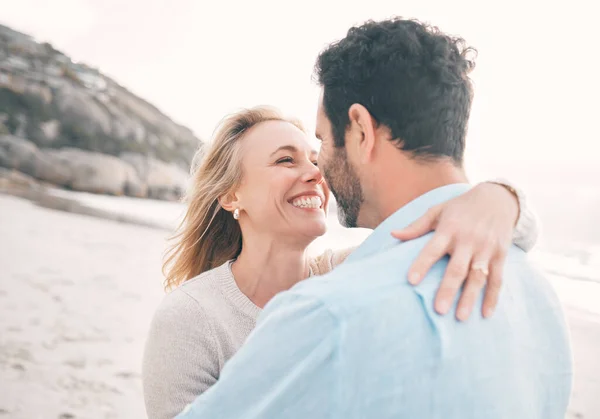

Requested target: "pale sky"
[{"left": 1, "top": 0, "right": 598, "bottom": 181}]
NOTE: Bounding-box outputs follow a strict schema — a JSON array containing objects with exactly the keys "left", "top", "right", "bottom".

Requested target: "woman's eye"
[{"left": 276, "top": 157, "right": 294, "bottom": 164}]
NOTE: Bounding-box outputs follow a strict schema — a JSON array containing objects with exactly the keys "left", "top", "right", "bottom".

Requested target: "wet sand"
[{"left": 0, "top": 193, "right": 598, "bottom": 418}]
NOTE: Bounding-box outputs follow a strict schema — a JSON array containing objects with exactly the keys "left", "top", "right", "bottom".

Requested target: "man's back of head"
[
  {"left": 315, "top": 17, "right": 475, "bottom": 166},
  {"left": 314, "top": 18, "right": 476, "bottom": 229}
]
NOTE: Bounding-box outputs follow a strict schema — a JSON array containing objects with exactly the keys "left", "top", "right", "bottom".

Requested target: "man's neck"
[{"left": 361, "top": 151, "right": 468, "bottom": 229}]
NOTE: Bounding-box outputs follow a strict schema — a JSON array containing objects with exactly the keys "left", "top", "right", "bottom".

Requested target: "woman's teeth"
[{"left": 291, "top": 196, "right": 323, "bottom": 209}]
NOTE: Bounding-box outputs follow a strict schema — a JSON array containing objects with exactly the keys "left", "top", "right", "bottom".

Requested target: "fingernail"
[
  {"left": 408, "top": 272, "right": 420, "bottom": 284},
  {"left": 483, "top": 307, "right": 494, "bottom": 318},
  {"left": 457, "top": 307, "right": 469, "bottom": 321},
  {"left": 436, "top": 300, "right": 450, "bottom": 314}
]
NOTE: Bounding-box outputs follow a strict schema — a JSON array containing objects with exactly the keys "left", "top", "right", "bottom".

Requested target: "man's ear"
[{"left": 347, "top": 103, "right": 377, "bottom": 164}]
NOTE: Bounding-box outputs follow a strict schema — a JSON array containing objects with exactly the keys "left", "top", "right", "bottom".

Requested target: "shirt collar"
[{"left": 345, "top": 183, "right": 472, "bottom": 263}]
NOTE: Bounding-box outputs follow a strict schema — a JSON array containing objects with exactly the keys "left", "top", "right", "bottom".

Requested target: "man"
[{"left": 176, "top": 17, "right": 572, "bottom": 418}]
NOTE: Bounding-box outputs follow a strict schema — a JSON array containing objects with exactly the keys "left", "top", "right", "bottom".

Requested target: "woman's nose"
[{"left": 301, "top": 161, "right": 324, "bottom": 184}]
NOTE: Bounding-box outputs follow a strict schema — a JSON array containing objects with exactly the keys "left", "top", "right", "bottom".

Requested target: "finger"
[
  {"left": 391, "top": 206, "right": 441, "bottom": 241},
  {"left": 482, "top": 250, "right": 507, "bottom": 318},
  {"left": 406, "top": 232, "right": 451, "bottom": 285},
  {"left": 434, "top": 246, "right": 473, "bottom": 315},
  {"left": 456, "top": 255, "right": 492, "bottom": 321}
]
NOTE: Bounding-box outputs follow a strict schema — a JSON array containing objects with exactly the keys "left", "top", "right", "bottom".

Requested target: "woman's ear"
[{"left": 218, "top": 191, "right": 240, "bottom": 212}]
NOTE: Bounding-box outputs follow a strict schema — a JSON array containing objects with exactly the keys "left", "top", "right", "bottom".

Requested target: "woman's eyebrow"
[
  {"left": 270, "top": 145, "right": 318, "bottom": 157},
  {"left": 270, "top": 145, "right": 297, "bottom": 157}
]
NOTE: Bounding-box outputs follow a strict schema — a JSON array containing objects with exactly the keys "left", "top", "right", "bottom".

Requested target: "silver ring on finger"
[{"left": 471, "top": 260, "right": 489, "bottom": 276}]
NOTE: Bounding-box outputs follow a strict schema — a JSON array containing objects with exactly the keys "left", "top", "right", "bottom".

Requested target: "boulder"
[
  {"left": 0, "top": 135, "right": 71, "bottom": 185},
  {"left": 53, "top": 82, "right": 112, "bottom": 136},
  {"left": 0, "top": 134, "right": 37, "bottom": 169},
  {"left": 120, "top": 152, "right": 188, "bottom": 200},
  {"left": 0, "top": 166, "right": 40, "bottom": 191},
  {"left": 46, "top": 148, "right": 144, "bottom": 196}
]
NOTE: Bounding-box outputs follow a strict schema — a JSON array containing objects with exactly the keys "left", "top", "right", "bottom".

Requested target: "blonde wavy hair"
[{"left": 162, "top": 106, "right": 306, "bottom": 290}]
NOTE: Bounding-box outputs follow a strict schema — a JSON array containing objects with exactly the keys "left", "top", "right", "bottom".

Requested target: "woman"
[{"left": 142, "top": 106, "right": 538, "bottom": 419}]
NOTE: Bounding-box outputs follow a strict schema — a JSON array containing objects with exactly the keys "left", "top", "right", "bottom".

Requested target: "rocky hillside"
[{"left": 0, "top": 24, "right": 204, "bottom": 200}]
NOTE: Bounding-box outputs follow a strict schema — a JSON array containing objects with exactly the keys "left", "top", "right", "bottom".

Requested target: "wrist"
[
  {"left": 484, "top": 178, "right": 540, "bottom": 251},
  {"left": 485, "top": 179, "right": 521, "bottom": 227}
]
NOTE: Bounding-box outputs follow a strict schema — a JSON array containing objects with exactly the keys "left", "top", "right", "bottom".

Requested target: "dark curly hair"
[{"left": 314, "top": 18, "right": 477, "bottom": 165}]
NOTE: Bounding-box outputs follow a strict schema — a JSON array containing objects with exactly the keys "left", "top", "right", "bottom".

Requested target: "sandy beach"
[
  {"left": 1, "top": 192, "right": 599, "bottom": 418},
  {"left": 0, "top": 194, "right": 166, "bottom": 418}
]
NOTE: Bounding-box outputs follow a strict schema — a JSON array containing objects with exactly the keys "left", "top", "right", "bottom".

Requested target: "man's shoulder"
[
  {"left": 286, "top": 240, "right": 428, "bottom": 313},
  {"left": 289, "top": 237, "right": 534, "bottom": 314}
]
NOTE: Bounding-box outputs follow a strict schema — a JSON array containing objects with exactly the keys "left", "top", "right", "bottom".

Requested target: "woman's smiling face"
[{"left": 233, "top": 120, "right": 330, "bottom": 243}]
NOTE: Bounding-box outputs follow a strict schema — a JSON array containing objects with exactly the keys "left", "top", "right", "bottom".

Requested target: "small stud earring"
[{"left": 233, "top": 208, "right": 240, "bottom": 220}]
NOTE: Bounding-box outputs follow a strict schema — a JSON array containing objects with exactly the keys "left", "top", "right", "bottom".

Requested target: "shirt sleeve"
[{"left": 175, "top": 291, "right": 340, "bottom": 419}]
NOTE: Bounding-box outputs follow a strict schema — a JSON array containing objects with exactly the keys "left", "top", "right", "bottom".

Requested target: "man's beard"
[{"left": 322, "top": 148, "right": 364, "bottom": 228}]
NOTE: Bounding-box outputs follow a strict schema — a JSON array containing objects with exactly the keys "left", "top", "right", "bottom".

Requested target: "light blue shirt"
[{"left": 176, "top": 184, "right": 573, "bottom": 419}]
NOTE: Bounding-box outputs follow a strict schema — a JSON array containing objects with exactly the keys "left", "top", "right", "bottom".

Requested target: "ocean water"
[{"left": 47, "top": 187, "right": 600, "bottom": 319}]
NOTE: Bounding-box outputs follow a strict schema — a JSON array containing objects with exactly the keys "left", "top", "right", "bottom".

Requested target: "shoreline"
[{"left": 0, "top": 186, "right": 176, "bottom": 232}]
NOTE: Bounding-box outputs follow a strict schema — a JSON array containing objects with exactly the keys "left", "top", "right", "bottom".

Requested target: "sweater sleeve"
[
  {"left": 309, "top": 247, "right": 357, "bottom": 276},
  {"left": 142, "top": 288, "right": 220, "bottom": 419},
  {"left": 488, "top": 178, "right": 540, "bottom": 252}
]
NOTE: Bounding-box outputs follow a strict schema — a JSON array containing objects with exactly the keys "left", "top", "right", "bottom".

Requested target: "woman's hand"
[{"left": 391, "top": 183, "right": 519, "bottom": 321}]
